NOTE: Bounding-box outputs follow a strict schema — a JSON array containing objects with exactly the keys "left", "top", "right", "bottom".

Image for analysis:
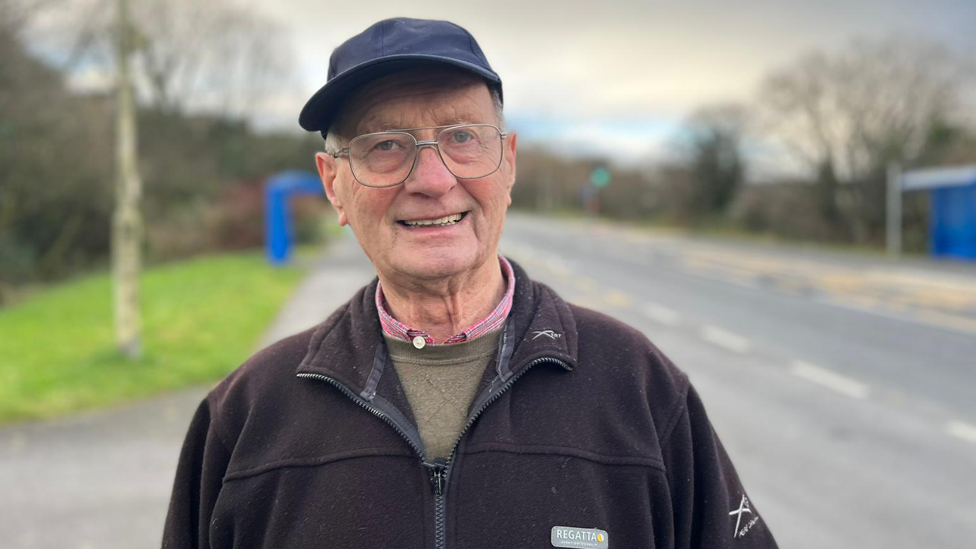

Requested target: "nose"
[{"left": 402, "top": 144, "right": 457, "bottom": 197}]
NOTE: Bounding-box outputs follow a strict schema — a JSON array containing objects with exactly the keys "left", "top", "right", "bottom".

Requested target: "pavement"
[
  {"left": 2, "top": 216, "right": 975, "bottom": 549},
  {"left": 0, "top": 233, "right": 376, "bottom": 549}
]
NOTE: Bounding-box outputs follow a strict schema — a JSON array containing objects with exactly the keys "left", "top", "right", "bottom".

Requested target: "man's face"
[{"left": 315, "top": 69, "right": 517, "bottom": 286}]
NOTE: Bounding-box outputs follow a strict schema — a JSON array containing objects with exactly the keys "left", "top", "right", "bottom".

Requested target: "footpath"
[{"left": 0, "top": 233, "right": 374, "bottom": 549}]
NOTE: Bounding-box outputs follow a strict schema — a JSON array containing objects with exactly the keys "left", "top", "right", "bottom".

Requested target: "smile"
[{"left": 399, "top": 212, "right": 468, "bottom": 228}]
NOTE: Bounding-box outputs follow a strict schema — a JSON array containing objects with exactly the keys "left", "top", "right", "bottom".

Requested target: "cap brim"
[{"left": 298, "top": 54, "right": 502, "bottom": 133}]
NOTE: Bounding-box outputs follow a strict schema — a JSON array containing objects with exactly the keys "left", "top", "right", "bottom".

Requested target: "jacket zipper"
[
  {"left": 299, "top": 356, "right": 568, "bottom": 549},
  {"left": 295, "top": 373, "right": 426, "bottom": 458},
  {"left": 423, "top": 457, "right": 448, "bottom": 549},
  {"left": 431, "top": 356, "right": 567, "bottom": 549}
]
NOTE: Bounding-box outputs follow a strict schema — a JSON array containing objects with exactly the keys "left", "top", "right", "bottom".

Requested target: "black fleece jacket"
[{"left": 162, "top": 260, "right": 778, "bottom": 548}]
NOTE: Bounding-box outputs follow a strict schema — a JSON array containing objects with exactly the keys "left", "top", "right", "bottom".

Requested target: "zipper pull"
[{"left": 423, "top": 458, "right": 448, "bottom": 496}]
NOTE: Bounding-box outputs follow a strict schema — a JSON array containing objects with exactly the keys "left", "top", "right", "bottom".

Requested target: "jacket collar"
[{"left": 296, "top": 258, "right": 577, "bottom": 397}]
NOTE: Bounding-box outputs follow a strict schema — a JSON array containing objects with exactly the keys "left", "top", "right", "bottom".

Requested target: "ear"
[
  {"left": 315, "top": 152, "right": 348, "bottom": 226},
  {"left": 503, "top": 131, "right": 518, "bottom": 206}
]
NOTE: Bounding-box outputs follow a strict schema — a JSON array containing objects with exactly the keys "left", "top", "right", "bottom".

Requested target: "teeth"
[{"left": 403, "top": 213, "right": 463, "bottom": 227}]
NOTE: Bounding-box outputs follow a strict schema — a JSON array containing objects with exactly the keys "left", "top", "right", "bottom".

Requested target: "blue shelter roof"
[{"left": 902, "top": 164, "right": 976, "bottom": 191}]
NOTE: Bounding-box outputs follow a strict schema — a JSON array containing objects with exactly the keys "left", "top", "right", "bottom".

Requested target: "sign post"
[
  {"left": 588, "top": 167, "right": 611, "bottom": 216},
  {"left": 886, "top": 163, "right": 902, "bottom": 259}
]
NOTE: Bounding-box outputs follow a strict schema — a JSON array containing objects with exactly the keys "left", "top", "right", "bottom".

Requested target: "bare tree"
[
  {"left": 674, "top": 103, "right": 750, "bottom": 217},
  {"left": 33, "top": 0, "right": 293, "bottom": 119},
  {"left": 1, "top": 0, "right": 115, "bottom": 303},
  {"left": 132, "top": 0, "right": 292, "bottom": 118},
  {"left": 113, "top": 0, "right": 143, "bottom": 358},
  {"left": 757, "top": 35, "right": 968, "bottom": 243},
  {"left": 0, "top": 0, "right": 63, "bottom": 33}
]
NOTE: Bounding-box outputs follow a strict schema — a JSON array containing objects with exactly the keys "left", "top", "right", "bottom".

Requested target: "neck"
[{"left": 379, "top": 256, "right": 505, "bottom": 343}]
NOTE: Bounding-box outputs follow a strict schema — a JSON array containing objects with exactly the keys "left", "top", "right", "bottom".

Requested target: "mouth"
[{"left": 398, "top": 211, "right": 468, "bottom": 228}]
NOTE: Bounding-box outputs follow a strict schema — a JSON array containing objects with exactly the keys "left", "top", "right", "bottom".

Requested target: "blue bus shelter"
[
  {"left": 264, "top": 170, "right": 325, "bottom": 265},
  {"left": 900, "top": 165, "right": 976, "bottom": 260}
]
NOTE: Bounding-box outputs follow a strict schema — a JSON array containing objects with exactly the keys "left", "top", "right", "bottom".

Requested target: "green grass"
[{"left": 0, "top": 251, "right": 306, "bottom": 423}]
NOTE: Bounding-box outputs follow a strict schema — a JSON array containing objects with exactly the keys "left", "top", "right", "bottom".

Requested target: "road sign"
[{"left": 591, "top": 167, "right": 611, "bottom": 188}]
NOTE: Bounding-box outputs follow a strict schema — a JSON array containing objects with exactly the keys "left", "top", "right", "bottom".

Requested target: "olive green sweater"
[{"left": 384, "top": 330, "right": 502, "bottom": 460}]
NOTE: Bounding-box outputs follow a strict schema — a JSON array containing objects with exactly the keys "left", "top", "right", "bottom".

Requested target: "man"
[{"left": 163, "top": 17, "right": 778, "bottom": 549}]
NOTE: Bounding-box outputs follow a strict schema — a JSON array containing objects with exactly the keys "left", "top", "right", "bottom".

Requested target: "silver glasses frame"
[{"left": 331, "top": 123, "right": 509, "bottom": 188}]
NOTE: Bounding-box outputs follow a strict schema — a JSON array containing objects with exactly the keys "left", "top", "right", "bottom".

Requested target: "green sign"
[{"left": 590, "top": 167, "right": 611, "bottom": 188}]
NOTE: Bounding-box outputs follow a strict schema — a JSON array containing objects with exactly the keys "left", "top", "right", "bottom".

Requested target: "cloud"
[
  {"left": 65, "top": 62, "right": 114, "bottom": 93},
  {"left": 45, "top": 0, "right": 976, "bottom": 166},
  {"left": 508, "top": 114, "right": 679, "bottom": 166}
]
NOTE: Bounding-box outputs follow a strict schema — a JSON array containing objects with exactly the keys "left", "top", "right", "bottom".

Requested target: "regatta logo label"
[
  {"left": 532, "top": 329, "right": 562, "bottom": 340},
  {"left": 550, "top": 526, "right": 608, "bottom": 549},
  {"left": 729, "top": 494, "right": 761, "bottom": 538}
]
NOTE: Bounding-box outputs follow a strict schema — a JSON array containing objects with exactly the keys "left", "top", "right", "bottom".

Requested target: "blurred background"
[{"left": 1, "top": 0, "right": 975, "bottom": 548}]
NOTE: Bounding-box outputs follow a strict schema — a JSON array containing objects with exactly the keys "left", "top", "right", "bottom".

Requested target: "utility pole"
[
  {"left": 112, "top": 0, "right": 143, "bottom": 358},
  {"left": 886, "top": 162, "right": 902, "bottom": 259}
]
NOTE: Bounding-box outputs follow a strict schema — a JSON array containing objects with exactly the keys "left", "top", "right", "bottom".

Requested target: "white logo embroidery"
[
  {"left": 532, "top": 329, "right": 562, "bottom": 340},
  {"left": 729, "top": 494, "right": 760, "bottom": 538}
]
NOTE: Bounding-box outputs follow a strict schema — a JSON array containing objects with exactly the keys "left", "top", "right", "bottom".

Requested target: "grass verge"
[
  {"left": 519, "top": 208, "right": 910, "bottom": 259},
  {"left": 0, "top": 250, "right": 306, "bottom": 424}
]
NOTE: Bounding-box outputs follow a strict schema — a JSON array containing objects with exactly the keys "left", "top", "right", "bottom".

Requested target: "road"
[
  {"left": 500, "top": 213, "right": 976, "bottom": 549},
  {"left": 2, "top": 215, "right": 974, "bottom": 548}
]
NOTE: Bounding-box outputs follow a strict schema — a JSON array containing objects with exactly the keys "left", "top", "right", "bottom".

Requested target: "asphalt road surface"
[
  {"left": 2, "top": 215, "right": 974, "bottom": 548},
  {"left": 500, "top": 213, "right": 976, "bottom": 549}
]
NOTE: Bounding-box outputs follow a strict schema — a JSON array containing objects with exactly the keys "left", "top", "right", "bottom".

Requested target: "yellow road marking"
[
  {"left": 913, "top": 310, "right": 976, "bottom": 336},
  {"left": 604, "top": 291, "right": 632, "bottom": 308},
  {"left": 575, "top": 276, "right": 597, "bottom": 293}
]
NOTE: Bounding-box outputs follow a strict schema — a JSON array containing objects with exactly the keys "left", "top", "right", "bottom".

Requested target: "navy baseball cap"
[{"left": 299, "top": 17, "right": 503, "bottom": 135}]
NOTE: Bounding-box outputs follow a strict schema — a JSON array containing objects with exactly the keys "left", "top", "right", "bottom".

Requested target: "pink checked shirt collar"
[{"left": 376, "top": 256, "right": 515, "bottom": 345}]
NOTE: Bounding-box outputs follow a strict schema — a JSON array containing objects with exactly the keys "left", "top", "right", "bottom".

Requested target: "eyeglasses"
[{"left": 331, "top": 124, "right": 508, "bottom": 188}]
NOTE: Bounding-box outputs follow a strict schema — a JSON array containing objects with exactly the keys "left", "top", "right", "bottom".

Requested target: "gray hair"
[{"left": 324, "top": 86, "right": 504, "bottom": 154}]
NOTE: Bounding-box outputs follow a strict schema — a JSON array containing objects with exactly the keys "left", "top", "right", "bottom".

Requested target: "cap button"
[{"left": 412, "top": 335, "right": 427, "bottom": 349}]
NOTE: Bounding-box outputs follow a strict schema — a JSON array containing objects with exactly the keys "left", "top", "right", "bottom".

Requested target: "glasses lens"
[
  {"left": 438, "top": 125, "right": 503, "bottom": 179},
  {"left": 348, "top": 132, "right": 416, "bottom": 187}
]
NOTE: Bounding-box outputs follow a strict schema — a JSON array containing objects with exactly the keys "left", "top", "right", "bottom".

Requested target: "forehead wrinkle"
[
  {"left": 343, "top": 76, "right": 492, "bottom": 136},
  {"left": 356, "top": 95, "right": 482, "bottom": 135}
]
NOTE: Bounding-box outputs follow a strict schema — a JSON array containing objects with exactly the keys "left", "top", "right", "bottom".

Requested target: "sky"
[{"left": 51, "top": 0, "right": 976, "bottom": 167}]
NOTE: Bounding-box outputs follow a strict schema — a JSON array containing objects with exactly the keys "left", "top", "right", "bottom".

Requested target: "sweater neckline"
[{"left": 383, "top": 328, "right": 502, "bottom": 364}]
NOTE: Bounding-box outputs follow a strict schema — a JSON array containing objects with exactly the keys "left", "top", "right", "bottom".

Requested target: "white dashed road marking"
[
  {"left": 642, "top": 303, "right": 681, "bottom": 327},
  {"left": 945, "top": 420, "right": 976, "bottom": 444},
  {"left": 700, "top": 326, "right": 753, "bottom": 354},
  {"left": 790, "top": 360, "right": 870, "bottom": 399}
]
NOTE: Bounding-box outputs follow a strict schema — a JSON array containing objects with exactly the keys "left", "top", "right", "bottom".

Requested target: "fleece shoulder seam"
[
  {"left": 205, "top": 391, "right": 234, "bottom": 456},
  {"left": 657, "top": 371, "right": 691, "bottom": 448}
]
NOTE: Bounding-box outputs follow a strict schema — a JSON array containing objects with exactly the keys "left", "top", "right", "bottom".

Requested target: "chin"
[{"left": 396, "top": 247, "right": 483, "bottom": 281}]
